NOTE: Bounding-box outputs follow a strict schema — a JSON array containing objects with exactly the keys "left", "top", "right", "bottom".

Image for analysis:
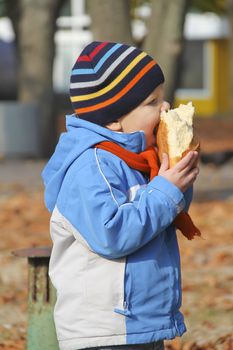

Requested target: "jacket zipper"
[{"left": 114, "top": 256, "right": 131, "bottom": 316}]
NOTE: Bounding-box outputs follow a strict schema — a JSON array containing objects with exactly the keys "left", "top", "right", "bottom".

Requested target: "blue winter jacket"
[{"left": 41, "top": 115, "right": 192, "bottom": 350}]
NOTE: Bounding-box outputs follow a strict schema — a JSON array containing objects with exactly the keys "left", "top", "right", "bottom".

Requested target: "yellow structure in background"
[
  {"left": 53, "top": 9, "right": 231, "bottom": 118},
  {"left": 175, "top": 13, "right": 230, "bottom": 117}
]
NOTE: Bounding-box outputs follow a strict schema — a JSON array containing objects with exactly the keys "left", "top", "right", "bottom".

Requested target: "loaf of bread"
[{"left": 156, "top": 102, "right": 200, "bottom": 167}]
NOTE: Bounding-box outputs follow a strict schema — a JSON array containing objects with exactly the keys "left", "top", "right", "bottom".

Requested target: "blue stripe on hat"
[{"left": 72, "top": 43, "right": 122, "bottom": 75}]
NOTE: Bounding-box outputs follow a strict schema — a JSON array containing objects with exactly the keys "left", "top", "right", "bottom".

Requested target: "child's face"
[{"left": 106, "top": 84, "right": 169, "bottom": 148}]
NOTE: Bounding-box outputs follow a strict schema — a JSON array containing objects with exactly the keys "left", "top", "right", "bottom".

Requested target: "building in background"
[
  {"left": 53, "top": 0, "right": 92, "bottom": 94},
  {"left": 53, "top": 1, "right": 231, "bottom": 117},
  {"left": 175, "top": 12, "right": 230, "bottom": 117},
  {"left": 0, "top": 0, "right": 231, "bottom": 118},
  {"left": 0, "top": 17, "right": 17, "bottom": 99}
]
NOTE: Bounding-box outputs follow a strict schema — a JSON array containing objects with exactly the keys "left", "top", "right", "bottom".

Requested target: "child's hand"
[
  {"left": 158, "top": 151, "right": 199, "bottom": 192},
  {"left": 160, "top": 101, "right": 170, "bottom": 113}
]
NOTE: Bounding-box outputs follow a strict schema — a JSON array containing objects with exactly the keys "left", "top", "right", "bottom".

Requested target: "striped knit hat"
[{"left": 70, "top": 41, "right": 165, "bottom": 126}]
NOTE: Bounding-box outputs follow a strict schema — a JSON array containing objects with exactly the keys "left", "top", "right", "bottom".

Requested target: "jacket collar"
[{"left": 66, "top": 115, "right": 146, "bottom": 153}]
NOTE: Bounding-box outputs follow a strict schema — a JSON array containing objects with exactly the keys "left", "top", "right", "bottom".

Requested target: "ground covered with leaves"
[{"left": 0, "top": 162, "right": 232, "bottom": 350}]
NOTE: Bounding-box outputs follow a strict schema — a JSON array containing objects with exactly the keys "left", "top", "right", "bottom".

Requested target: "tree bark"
[
  {"left": 87, "top": 0, "right": 133, "bottom": 45},
  {"left": 17, "top": 0, "right": 65, "bottom": 156},
  {"left": 6, "top": 0, "right": 66, "bottom": 157},
  {"left": 143, "top": 0, "right": 188, "bottom": 104}
]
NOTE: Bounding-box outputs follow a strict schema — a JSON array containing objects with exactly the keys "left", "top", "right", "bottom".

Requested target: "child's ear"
[{"left": 105, "top": 120, "right": 123, "bottom": 131}]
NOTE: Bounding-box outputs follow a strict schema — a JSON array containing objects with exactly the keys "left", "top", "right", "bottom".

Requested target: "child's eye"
[{"left": 148, "top": 99, "right": 158, "bottom": 106}]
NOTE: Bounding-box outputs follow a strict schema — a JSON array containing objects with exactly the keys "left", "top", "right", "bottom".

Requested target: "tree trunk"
[
  {"left": 17, "top": 0, "right": 63, "bottom": 156},
  {"left": 143, "top": 0, "right": 188, "bottom": 104},
  {"left": 6, "top": 0, "right": 66, "bottom": 157},
  {"left": 87, "top": 0, "right": 133, "bottom": 45}
]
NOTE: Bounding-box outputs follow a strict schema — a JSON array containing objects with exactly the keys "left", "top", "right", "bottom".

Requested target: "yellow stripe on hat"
[
  {"left": 70, "top": 51, "right": 147, "bottom": 102},
  {"left": 75, "top": 60, "right": 156, "bottom": 114}
]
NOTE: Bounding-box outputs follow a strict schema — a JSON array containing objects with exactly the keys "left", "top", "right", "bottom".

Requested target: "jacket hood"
[{"left": 41, "top": 115, "right": 146, "bottom": 212}]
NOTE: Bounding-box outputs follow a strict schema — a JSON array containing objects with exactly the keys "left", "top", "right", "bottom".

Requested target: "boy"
[{"left": 41, "top": 41, "right": 199, "bottom": 350}]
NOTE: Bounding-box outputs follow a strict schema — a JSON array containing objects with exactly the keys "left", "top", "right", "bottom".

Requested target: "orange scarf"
[{"left": 95, "top": 141, "right": 201, "bottom": 241}]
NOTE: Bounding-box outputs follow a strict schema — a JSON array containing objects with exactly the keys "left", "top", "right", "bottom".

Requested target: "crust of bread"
[
  {"left": 156, "top": 120, "right": 200, "bottom": 168},
  {"left": 156, "top": 119, "right": 170, "bottom": 164}
]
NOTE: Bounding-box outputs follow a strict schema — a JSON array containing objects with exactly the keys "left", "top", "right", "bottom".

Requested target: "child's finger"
[
  {"left": 159, "top": 153, "right": 169, "bottom": 172},
  {"left": 160, "top": 101, "right": 170, "bottom": 112},
  {"left": 185, "top": 167, "right": 199, "bottom": 184},
  {"left": 180, "top": 153, "right": 199, "bottom": 175},
  {"left": 192, "top": 153, "right": 200, "bottom": 168},
  {"left": 174, "top": 151, "right": 197, "bottom": 172}
]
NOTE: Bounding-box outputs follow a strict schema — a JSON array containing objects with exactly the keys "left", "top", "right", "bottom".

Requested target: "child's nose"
[{"left": 160, "top": 101, "right": 170, "bottom": 112}]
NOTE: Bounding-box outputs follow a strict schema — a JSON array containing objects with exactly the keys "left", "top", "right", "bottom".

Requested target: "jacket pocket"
[{"left": 85, "top": 252, "right": 126, "bottom": 311}]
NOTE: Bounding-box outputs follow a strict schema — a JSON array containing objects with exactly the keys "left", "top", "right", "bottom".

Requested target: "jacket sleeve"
[{"left": 60, "top": 150, "right": 185, "bottom": 259}]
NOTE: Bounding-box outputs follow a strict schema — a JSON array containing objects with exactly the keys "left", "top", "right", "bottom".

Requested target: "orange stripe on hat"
[{"left": 75, "top": 60, "right": 156, "bottom": 114}]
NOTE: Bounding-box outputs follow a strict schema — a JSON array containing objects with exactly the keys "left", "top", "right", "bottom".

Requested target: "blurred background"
[{"left": 0, "top": 0, "right": 232, "bottom": 349}]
